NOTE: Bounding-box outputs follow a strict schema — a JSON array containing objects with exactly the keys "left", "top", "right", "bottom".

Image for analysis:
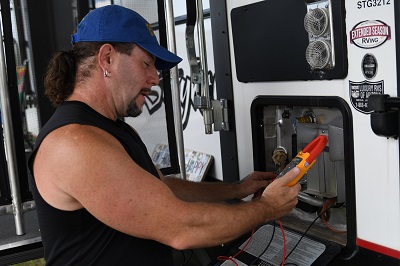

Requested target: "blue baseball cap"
[{"left": 71, "top": 5, "right": 182, "bottom": 70}]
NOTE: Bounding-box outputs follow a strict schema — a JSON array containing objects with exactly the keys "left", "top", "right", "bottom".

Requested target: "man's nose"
[{"left": 148, "top": 66, "right": 160, "bottom": 86}]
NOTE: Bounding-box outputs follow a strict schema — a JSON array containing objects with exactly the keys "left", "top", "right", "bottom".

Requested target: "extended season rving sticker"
[{"left": 350, "top": 20, "right": 391, "bottom": 49}]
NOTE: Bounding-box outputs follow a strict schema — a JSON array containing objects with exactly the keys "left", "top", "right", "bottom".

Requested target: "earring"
[{"left": 104, "top": 69, "right": 108, "bottom": 78}]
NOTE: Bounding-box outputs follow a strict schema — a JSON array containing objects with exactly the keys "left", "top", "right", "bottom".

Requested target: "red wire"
[
  {"left": 321, "top": 199, "right": 347, "bottom": 234},
  {"left": 278, "top": 220, "right": 286, "bottom": 266},
  {"left": 217, "top": 229, "right": 255, "bottom": 265},
  {"left": 216, "top": 256, "right": 239, "bottom": 266}
]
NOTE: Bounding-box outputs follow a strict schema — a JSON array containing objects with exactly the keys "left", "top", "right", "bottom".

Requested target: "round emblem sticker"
[
  {"left": 350, "top": 20, "right": 391, "bottom": 49},
  {"left": 362, "top": 53, "right": 377, "bottom": 80}
]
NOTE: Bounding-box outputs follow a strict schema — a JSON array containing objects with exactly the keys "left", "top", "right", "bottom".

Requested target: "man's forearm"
[{"left": 162, "top": 177, "right": 243, "bottom": 202}]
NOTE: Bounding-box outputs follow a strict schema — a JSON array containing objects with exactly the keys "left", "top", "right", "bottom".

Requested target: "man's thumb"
[{"left": 277, "top": 167, "right": 300, "bottom": 186}]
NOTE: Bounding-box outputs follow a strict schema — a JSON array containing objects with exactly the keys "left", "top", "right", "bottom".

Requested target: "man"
[{"left": 28, "top": 5, "right": 301, "bottom": 265}]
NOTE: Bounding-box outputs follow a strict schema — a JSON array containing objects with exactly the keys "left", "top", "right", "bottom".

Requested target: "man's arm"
[
  {"left": 33, "top": 124, "right": 300, "bottom": 250},
  {"left": 160, "top": 171, "right": 276, "bottom": 202}
]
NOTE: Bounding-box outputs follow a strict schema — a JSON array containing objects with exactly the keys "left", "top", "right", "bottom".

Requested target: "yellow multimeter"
[{"left": 277, "top": 135, "right": 328, "bottom": 187}]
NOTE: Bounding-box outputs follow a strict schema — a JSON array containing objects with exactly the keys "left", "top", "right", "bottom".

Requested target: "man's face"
[{"left": 113, "top": 46, "right": 159, "bottom": 117}]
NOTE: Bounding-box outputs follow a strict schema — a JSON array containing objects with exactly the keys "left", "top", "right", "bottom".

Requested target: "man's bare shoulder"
[
  {"left": 46, "top": 123, "right": 117, "bottom": 146},
  {"left": 36, "top": 123, "right": 128, "bottom": 176},
  {"left": 32, "top": 124, "right": 126, "bottom": 210}
]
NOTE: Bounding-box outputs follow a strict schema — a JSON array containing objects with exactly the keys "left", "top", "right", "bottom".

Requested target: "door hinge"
[{"left": 212, "top": 99, "right": 229, "bottom": 131}]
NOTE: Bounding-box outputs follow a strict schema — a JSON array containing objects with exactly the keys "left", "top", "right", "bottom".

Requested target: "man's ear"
[{"left": 98, "top": 44, "right": 113, "bottom": 73}]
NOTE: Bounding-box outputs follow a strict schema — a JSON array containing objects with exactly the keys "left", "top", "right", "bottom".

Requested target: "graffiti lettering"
[{"left": 144, "top": 68, "right": 215, "bottom": 130}]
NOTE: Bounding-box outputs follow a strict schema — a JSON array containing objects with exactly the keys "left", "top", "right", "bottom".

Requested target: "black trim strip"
[
  {"left": 186, "top": 0, "right": 197, "bottom": 26},
  {"left": 395, "top": 0, "right": 400, "bottom": 173},
  {"left": 157, "top": 0, "right": 180, "bottom": 175},
  {"left": 209, "top": 1, "right": 239, "bottom": 182}
]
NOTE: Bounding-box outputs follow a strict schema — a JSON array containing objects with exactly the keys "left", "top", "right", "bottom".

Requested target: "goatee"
[{"left": 127, "top": 95, "right": 142, "bottom": 117}]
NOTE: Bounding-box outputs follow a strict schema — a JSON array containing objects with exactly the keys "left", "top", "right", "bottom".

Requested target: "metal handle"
[{"left": 186, "top": 0, "right": 213, "bottom": 134}]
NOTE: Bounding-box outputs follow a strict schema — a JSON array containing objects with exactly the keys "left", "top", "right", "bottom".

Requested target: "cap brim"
[{"left": 137, "top": 43, "right": 182, "bottom": 70}]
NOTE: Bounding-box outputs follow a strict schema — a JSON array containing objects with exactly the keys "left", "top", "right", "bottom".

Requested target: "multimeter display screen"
[{"left": 277, "top": 156, "right": 303, "bottom": 178}]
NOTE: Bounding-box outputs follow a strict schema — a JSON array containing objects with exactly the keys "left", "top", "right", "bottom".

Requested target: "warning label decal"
[{"left": 349, "top": 80, "right": 384, "bottom": 114}]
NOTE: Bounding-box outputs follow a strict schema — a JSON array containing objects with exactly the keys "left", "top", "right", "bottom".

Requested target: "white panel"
[
  {"left": 345, "top": 1, "right": 400, "bottom": 251},
  {"left": 227, "top": 0, "right": 400, "bottom": 251}
]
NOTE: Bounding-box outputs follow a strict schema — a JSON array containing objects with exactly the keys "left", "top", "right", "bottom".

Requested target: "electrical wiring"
[
  {"left": 238, "top": 220, "right": 286, "bottom": 266},
  {"left": 217, "top": 229, "right": 255, "bottom": 266},
  {"left": 285, "top": 204, "right": 334, "bottom": 262},
  {"left": 321, "top": 198, "right": 347, "bottom": 234},
  {"left": 278, "top": 220, "right": 287, "bottom": 266},
  {"left": 216, "top": 203, "right": 341, "bottom": 266},
  {"left": 219, "top": 256, "right": 239, "bottom": 266},
  {"left": 248, "top": 221, "right": 276, "bottom": 266}
]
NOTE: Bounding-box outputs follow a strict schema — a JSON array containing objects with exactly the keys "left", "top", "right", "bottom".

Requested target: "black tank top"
[{"left": 28, "top": 101, "right": 173, "bottom": 266}]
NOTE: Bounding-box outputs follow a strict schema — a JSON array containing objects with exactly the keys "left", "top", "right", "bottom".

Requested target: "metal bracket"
[
  {"left": 0, "top": 201, "right": 36, "bottom": 215},
  {"left": 185, "top": 25, "right": 201, "bottom": 85},
  {"left": 194, "top": 95, "right": 209, "bottom": 109}
]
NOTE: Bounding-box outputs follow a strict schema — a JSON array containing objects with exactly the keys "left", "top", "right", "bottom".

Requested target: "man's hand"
[
  {"left": 236, "top": 171, "right": 277, "bottom": 200},
  {"left": 259, "top": 167, "right": 301, "bottom": 220}
]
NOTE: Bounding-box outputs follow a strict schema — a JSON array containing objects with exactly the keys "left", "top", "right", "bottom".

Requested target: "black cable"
[
  {"left": 285, "top": 205, "right": 334, "bottom": 261},
  {"left": 249, "top": 221, "right": 276, "bottom": 266}
]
